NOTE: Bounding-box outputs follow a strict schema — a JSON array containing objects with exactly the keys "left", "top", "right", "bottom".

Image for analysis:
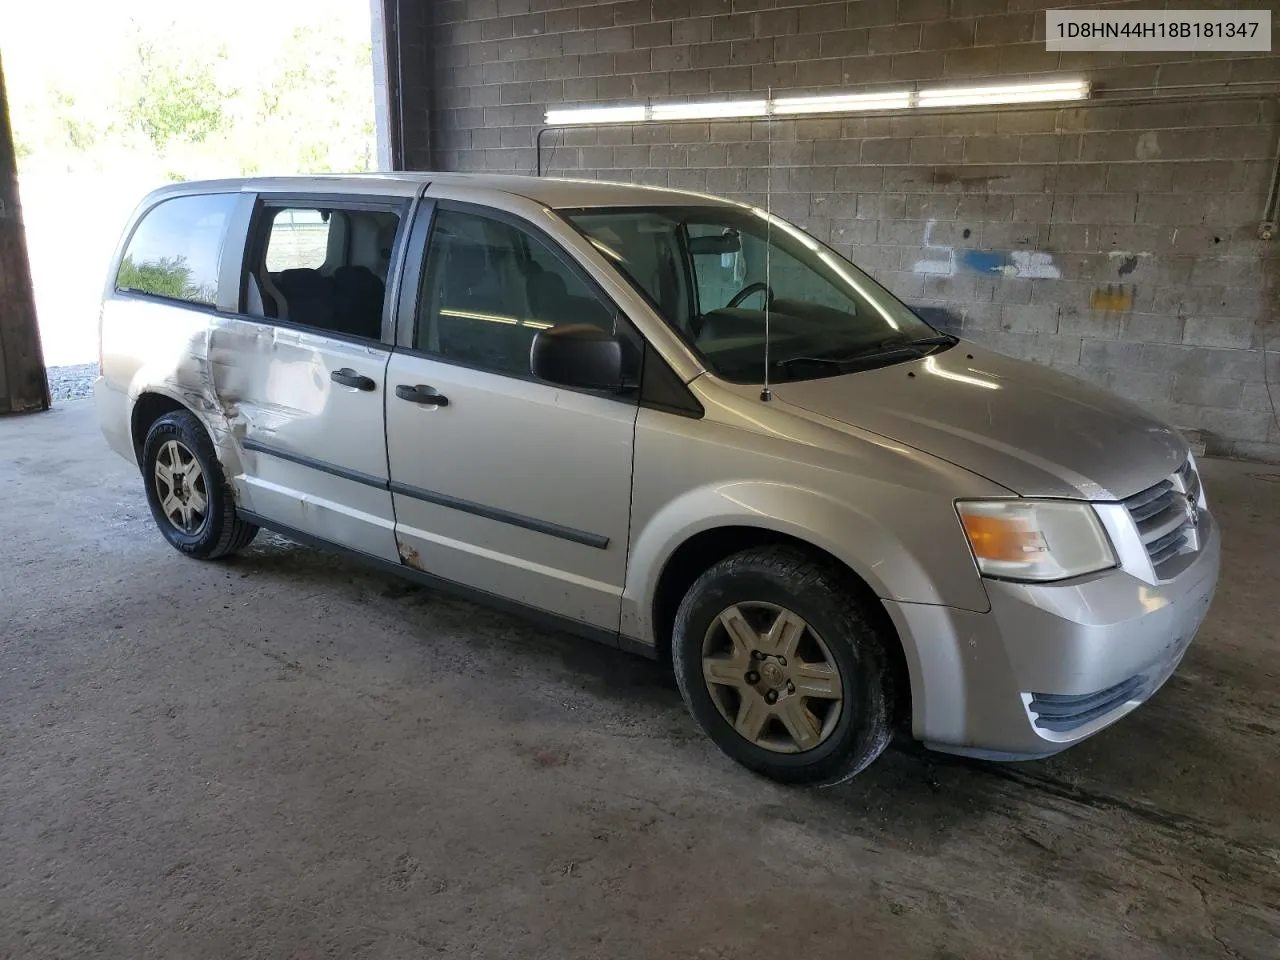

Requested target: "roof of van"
[{"left": 149, "top": 173, "right": 735, "bottom": 210}]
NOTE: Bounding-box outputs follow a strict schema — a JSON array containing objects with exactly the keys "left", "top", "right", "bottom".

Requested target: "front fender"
[{"left": 621, "top": 479, "right": 991, "bottom": 647}]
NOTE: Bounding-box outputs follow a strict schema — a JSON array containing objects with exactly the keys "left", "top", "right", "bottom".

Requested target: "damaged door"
[{"left": 210, "top": 194, "right": 410, "bottom": 561}]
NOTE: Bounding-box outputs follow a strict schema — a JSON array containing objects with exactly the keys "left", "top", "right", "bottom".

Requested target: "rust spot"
[
  {"left": 397, "top": 541, "right": 424, "bottom": 571},
  {"left": 1089, "top": 285, "right": 1134, "bottom": 312}
]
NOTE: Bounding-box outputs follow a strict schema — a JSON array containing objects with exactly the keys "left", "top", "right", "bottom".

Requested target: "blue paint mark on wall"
[
  {"left": 912, "top": 220, "right": 1061, "bottom": 279},
  {"left": 961, "top": 250, "right": 1006, "bottom": 274}
]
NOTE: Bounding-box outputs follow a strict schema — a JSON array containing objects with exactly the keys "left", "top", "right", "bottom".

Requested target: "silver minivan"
[{"left": 97, "top": 174, "right": 1220, "bottom": 784}]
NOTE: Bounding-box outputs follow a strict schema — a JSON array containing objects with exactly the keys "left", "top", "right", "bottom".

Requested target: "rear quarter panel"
[{"left": 99, "top": 294, "right": 242, "bottom": 471}]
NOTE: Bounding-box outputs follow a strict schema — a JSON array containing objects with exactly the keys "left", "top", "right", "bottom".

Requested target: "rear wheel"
[
  {"left": 672, "top": 545, "right": 894, "bottom": 786},
  {"left": 141, "top": 410, "right": 257, "bottom": 559}
]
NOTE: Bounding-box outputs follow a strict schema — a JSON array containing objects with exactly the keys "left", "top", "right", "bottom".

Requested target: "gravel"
[{"left": 46, "top": 363, "right": 98, "bottom": 402}]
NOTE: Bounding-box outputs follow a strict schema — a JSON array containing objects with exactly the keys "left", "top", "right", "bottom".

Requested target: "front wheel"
[
  {"left": 141, "top": 410, "right": 258, "bottom": 560},
  {"left": 672, "top": 545, "right": 894, "bottom": 786}
]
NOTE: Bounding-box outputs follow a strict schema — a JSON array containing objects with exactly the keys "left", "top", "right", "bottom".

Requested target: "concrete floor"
[{"left": 2, "top": 401, "right": 1278, "bottom": 960}]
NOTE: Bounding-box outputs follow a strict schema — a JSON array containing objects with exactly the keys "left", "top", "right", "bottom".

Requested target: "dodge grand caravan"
[{"left": 97, "top": 174, "right": 1220, "bottom": 785}]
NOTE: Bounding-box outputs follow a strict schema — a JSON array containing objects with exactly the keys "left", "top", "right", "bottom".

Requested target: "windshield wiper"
[
  {"left": 879, "top": 332, "right": 959, "bottom": 350},
  {"left": 774, "top": 333, "right": 958, "bottom": 379},
  {"left": 778, "top": 334, "right": 954, "bottom": 367},
  {"left": 830, "top": 333, "right": 959, "bottom": 361},
  {"left": 774, "top": 355, "right": 847, "bottom": 373}
]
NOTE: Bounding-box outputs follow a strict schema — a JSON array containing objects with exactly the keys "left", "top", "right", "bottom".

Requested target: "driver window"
[{"left": 416, "top": 208, "right": 619, "bottom": 378}]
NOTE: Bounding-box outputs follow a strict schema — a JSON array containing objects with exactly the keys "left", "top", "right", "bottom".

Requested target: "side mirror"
[{"left": 530, "top": 324, "right": 626, "bottom": 392}]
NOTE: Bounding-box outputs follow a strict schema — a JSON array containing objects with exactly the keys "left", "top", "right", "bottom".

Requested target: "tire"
[
  {"left": 140, "top": 409, "right": 258, "bottom": 560},
  {"left": 672, "top": 545, "right": 894, "bottom": 786}
]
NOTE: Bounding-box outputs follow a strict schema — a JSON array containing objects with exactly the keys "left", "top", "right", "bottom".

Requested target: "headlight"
[{"left": 956, "top": 500, "right": 1117, "bottom": 582}]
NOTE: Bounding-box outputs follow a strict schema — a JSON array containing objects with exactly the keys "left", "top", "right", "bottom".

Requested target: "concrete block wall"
[{"left": 392, "top": 0, "right": 1280, "bottom": 461}]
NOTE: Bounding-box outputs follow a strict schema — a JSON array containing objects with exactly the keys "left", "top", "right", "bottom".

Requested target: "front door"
[
  {"left": 210, "top": 195, "right": 408, "bottom": 561},
  {"left": 383, "top": 200, "right": 638, "bottom": 633}
]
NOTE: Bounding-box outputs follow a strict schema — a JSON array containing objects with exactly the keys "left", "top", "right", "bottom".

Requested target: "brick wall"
[{"left": 392, "top": 0, "right": 1280, "bottom": 461}]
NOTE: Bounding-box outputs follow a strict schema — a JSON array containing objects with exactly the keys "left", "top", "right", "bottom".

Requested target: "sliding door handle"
[
  {"left": 331, "top": 368, "right": 376, "bottom": 391},
  {"left": 395, "top": 384, "right": 450, "bottom": 407}
]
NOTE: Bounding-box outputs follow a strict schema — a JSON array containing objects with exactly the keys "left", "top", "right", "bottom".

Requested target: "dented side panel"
[
  {"left": 207, "top": 315, "right": 399, "bottom": 561},
  {"left": 100, "top": 294, "right": 401, "bottom": 562},
  {"left": 100, "top": 295, "right": 240, "bottom": 470}
]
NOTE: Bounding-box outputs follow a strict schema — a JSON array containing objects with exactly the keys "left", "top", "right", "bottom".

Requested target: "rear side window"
[
  {"left": 242, "top": 203, "right": 402, "bottom": 342},
  {"left": 116, "top": 193, "right": 236, "bottom": 307},
  {"left": 264, "top": 209, "right": 330, "bottom": 272}
]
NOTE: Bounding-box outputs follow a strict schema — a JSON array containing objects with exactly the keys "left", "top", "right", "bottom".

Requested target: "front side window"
[
  {"left": 116, "top": 193, "right": 237, "bottom": 307},
  {"left": 415, "top": 208, "right": 617, "bottom": 378},
  {"left": 244, "top": 203, "right": 401, "bottom": 341},
  {"left": 564, "top": 205, "right": 945, "bottom": 383}
]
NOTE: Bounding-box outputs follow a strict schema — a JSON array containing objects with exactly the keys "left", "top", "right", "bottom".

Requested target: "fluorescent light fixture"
[
  {"left": 540, "top": 78, "right": 1090, "bottom": 127},
  {"left": 772, "top": 91, "right": 912, "bottom": 114},
  {"left": 544, "top": 105, "right": 646, "bottom": 125},
  {"left": 917, "top": 80, "right": 1089, "bottom": 108},
  {"left": 651, "top": 99, "right": 767, "bottom": 121}
]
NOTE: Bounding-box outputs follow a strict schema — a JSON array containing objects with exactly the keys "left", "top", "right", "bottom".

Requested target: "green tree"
[
  {"left": 128, "top": 42, "right": 228, "bottom": 149},
  {"left": 7, "top": 10, "right": 376, "bottom": 180},
  {"left": 244, "top": 26, "right": 375, "bottom": 175},
  {"left": 52, "top": 89, "right": 98, "bottom": 151},
  {"left": 116, "top": 255, "right": 194, "bottom": 300}
]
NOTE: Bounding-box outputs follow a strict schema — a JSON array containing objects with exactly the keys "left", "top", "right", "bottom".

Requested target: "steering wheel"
[{"left": 726, "top": 281, "right": 774, "bottom": 309}]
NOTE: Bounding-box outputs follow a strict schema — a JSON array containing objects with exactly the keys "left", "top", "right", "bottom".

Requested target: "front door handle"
[
  {"left": 395, "top": 384, "right": 450, "bottom": 407},
  {"left": 331, "top": 368, "right": 376, "bottom": 391}
]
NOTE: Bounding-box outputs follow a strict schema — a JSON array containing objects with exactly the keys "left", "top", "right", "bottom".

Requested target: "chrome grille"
[
  {"left": 1123, "top": 459, "right": 1202, "bottom": 577},
  {"left": 1178, "top": 459, "right": 1201, "bottom": 504}
]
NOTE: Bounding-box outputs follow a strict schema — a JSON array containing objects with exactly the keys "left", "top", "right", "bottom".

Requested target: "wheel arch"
[
  {"left": 643, "top": 522, "right": 915, "bottom": 731},
  {"left": 130, "top": 391, "right": 191, "bottom": 463},
  {"left": 129, "top": 385, "right": 240, "bottom": 474},
  {"left": 129, "top": 390, "right": 260, "bottom": 560}
]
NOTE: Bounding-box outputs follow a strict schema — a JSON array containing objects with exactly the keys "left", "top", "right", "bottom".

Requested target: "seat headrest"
[
  {"left": 276, "top": 268, "right": 329, "bottom": 289},
  {"left": 334, "top": 264, "right": 382, "bottom": 286}
]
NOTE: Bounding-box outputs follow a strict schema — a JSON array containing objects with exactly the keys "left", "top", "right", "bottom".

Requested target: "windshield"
[{"left": 560, "top": 204, "right": 946, "bottom": 382}]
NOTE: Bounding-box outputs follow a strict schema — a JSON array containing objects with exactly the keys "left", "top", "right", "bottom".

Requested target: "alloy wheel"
[
  {"left": 700, "top": 601, "right": 844, "bottom": 754},
  {"left": 153, "top": 439, "right": 209, "bottom": 535}
]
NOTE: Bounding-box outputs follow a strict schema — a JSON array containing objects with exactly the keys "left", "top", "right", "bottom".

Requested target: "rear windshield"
[
  {"left": 561, "top": 205, "right": 940, "bottom": 382},
  {"left": 116, "top": 193, "right": 237, "bottom": 307}
]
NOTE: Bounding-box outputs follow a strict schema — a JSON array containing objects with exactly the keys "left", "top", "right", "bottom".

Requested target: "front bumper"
[{"left": 886, "top": 512, "right": 1221, "bottom": 760}]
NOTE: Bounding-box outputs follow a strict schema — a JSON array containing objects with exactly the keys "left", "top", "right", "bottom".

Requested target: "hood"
[{"left": 771, "top": 343, "right": 1187, "bottom": 500}]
